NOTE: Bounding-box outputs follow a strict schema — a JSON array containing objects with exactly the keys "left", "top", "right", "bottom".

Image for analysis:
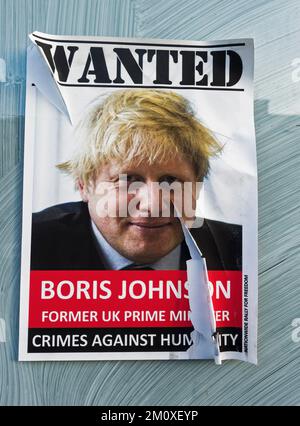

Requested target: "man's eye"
[
  {"left": 159, "top": 175, "right": 180, "bottom": 184},
  {"left": 119, "top": 175, "right": 143, "bottom": 184}
]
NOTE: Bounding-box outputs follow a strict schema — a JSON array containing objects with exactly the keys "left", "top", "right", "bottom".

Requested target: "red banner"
[{"left": 29, "top": 270, "right": 242, "bottom": 329}]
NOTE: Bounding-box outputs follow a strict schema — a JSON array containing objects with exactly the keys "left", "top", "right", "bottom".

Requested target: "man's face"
[{"left": 80, "top": 154, "right": 199, "bottom": 264}]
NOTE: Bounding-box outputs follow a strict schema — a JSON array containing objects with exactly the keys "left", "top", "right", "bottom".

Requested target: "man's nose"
[{"left": 136, "top": 182, "right": 162, "bottom": 216}]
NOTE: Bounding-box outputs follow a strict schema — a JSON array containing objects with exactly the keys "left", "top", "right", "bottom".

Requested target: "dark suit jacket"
[{"left": 31, "top": 201, "right": 242, "bottom": 271}]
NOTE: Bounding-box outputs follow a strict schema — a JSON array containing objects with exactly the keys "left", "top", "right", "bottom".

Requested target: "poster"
[{"left": 19, "top": 32, "right": 257, "bottom": 363}]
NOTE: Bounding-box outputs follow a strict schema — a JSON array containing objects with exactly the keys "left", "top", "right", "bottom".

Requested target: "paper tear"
[
  {"left": 28, "top": 41, "right": 71, "bottom": 122},
  {"left": 179, "top": 216, "right": 221, "bottom": 364}
]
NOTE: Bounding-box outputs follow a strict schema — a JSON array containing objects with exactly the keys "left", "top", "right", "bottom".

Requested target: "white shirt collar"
[{"left": 91, "top": 220, "right": 181, "bottom": 270}]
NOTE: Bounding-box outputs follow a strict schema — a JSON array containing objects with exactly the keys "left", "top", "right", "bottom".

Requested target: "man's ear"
[{"left": 77, "top": 179, "right": 89, "bottom": 202}]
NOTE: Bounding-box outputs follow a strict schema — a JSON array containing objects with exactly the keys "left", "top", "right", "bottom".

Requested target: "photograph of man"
[{"left": 31, "top": 89, "right": 242, "bottom": 271}]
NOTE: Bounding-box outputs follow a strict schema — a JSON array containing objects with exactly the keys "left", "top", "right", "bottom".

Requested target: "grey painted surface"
[{"left": 0, "top": 0, "right": 299, "bottom": 406}]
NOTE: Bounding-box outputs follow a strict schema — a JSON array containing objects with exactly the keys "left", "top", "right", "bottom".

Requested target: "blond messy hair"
[{"left": 58, "top": 89, "right": 221, "bottom": 186}]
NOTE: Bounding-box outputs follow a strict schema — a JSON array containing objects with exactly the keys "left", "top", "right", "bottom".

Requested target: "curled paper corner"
[
  {"left": 27, "top": 33, "right": 72, "bottom": 124},
  {"left": 178, "top": 216, "right": 221, "bottom": 364}
]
